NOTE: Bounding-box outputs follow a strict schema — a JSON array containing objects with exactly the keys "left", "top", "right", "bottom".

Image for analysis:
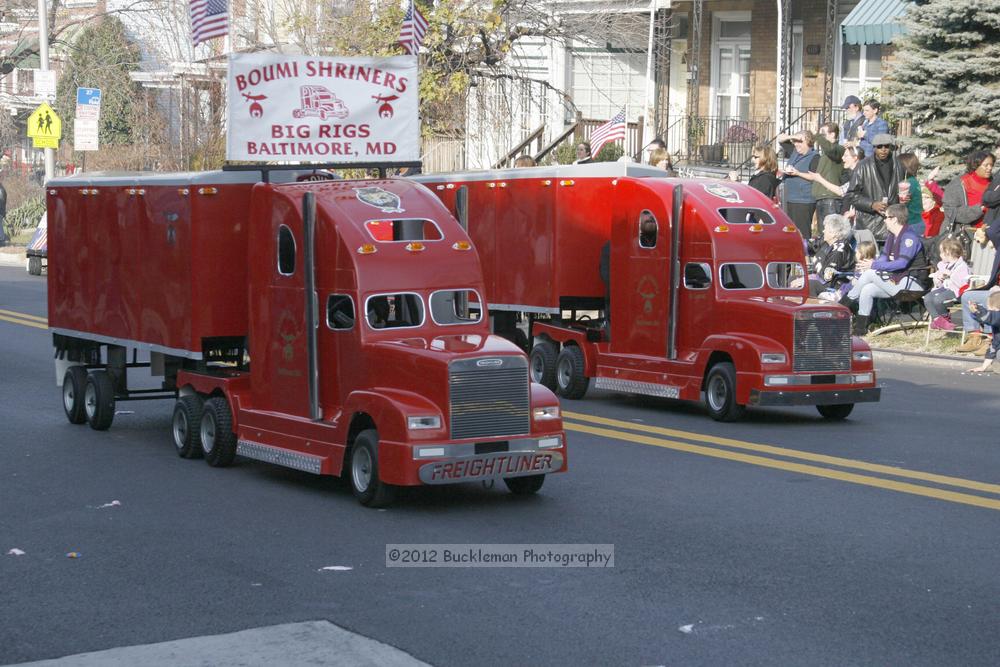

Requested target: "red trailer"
[
  {"left": 418, "top": 163, "right": 880, "bottom": 421},
  {"left": 46, "top": 170, "right": 566, "bottom": 506}
]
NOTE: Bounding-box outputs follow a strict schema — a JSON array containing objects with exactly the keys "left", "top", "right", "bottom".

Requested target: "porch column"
[
  {"left": 822, "top": 0, "right": 839, "bottom": 123},
  {"left": 775, "top": 0, "right": 791, "bottom": 132}
]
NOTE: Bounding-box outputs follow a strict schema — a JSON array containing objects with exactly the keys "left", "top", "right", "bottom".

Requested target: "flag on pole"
[
  {"left": 398, "top": 0, "right": 428, "bottom": 55},
  {"left": 190, "top": 0, "right": 229, "bottom": 47},
  {"left": 589, "top": 108, "right": 627, "bottom": 158}
]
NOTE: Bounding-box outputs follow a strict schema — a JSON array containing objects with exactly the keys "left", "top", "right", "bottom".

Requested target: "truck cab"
[{"left": 418, "top": 163, "right": 880, "bottom": 421}]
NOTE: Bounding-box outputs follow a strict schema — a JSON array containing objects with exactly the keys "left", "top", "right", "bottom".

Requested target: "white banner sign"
[{"left": 226, "top": 54, "right": 419, "bottom": 164}]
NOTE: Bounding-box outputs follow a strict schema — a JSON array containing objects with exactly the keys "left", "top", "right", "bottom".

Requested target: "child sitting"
[
  {"left": 967, "top": 291, "right": 1000, "bottom": 372},
  {"left": 817, "top": 240, "right": 877, "bottom": 302},
  {"left": 925, "top": 237, "right": 971, "bottom": 330}
]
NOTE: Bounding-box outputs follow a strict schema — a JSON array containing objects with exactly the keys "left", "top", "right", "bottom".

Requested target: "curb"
[
  {"left": 0, "top": 251, "right": 26, "bottom": 268},
  {"left": 872, "top": 347, "right": 979, "bottom": 370}
]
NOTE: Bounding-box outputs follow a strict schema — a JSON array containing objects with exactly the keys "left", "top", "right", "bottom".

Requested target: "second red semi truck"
[
  {"left": 418, "top": 163, "right": 880, "bottom": 421},
  {"left": 45, "top": 170, "right": 566, "bottom": 506}
]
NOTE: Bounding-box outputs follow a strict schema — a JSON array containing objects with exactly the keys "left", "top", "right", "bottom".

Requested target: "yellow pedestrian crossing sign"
[{"left": 27, "top": 103, "right": 62, "bottom": 147}]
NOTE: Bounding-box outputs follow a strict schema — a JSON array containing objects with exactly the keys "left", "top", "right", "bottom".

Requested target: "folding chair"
[{"left": 869, "top": 264, "right": 932, "bottom": 334}]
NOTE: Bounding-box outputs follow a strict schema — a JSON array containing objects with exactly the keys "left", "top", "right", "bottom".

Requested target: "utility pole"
[{"left": 36, "top": 0, "right": 55, "bottom": 182}]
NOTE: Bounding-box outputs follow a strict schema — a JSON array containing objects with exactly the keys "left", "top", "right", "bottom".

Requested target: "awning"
[{"left": 841, "top": 0, "right": 909, "bottom": 46}]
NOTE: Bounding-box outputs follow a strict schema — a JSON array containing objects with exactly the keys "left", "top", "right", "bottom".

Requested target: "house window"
[
  {"left": 838, "top": 43, "right": 883, "bottom": 100},
  {"left": 570, "top": 49, "right": 646, "bottom": 121},
  {"left": 711, "top": 14, "right": 752, "bottom": 120}
]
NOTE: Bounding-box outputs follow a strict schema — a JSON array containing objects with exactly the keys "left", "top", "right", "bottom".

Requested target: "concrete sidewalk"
[{"left": 0, "top": 246, "right": 27, "bottom": 268}]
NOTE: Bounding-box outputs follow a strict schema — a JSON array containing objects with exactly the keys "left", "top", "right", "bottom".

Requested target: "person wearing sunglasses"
[
  {"left": 728, "top": 144, "right": 779, "bottom": 199},
  {"left": 843, "top": 133, "right": 906, "bottom": 241}
]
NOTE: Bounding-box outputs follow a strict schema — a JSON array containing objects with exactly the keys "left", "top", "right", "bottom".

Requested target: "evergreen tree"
[
  {"left": 55, "top": 17, "right": 142, "bottom": 147},
  {"left": 886, "top": 1, "right": 1000, "bottom": 172}
]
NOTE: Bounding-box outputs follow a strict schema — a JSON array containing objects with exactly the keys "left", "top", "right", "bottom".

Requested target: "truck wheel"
[
  {"left": 529, "top": 341, "right": 558, "bottom": 391},
  {"left": 556, "top": 345, "right": 589, "bottom": 399},
  {"left": 349, "top": 429, "right": 396, "bottom": 507},
  {"left": 62, "top": 366, "right": 88, "bottom": 425},
  {"left": 704, "top": 362, "right": 745, "bottom": 422},
  {"left": 84, "top": 371, "right": 116, "bottom": 431},
  {"left": 172, "top": 395, "right": 205, "bottom": 459},
  {"left": 817, "top": 403, "right": 854, "bottom": 420},
  {"left": 28, "top": 256, "right": 41, "bottom": 275},
  {"left": 201, "top": 397, "right": 237, "bottom": 467},
  {"left": 504, "top": 474, "right": 545, "bottom": 495}
]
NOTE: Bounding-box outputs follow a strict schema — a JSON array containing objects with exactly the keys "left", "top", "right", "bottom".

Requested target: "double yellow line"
[
  {"left": 563, "top": 411, "right": 1000, "bottom": 512},
  {"left": 0, "top": 308, "right": 48, "bottom": 330}
]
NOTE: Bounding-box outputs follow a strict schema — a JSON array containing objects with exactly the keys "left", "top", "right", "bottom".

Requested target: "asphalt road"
[{"left": 1, "top": 266, "right": 999, "bottom": 666}]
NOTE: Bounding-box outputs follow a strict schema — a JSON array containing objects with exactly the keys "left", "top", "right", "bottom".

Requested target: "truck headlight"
[
  {"left": 533, "top": 406, "right": 560, "bottom": 420},
  {"left": 764, "top": 375, "right": 791, "bottom": 386},
  {"left": 761, "top": 353, "right": 786, "bottom": 364},
  {"left": 853, "top": 351, "right": 873, "bottom": 362},
  {"left": 407, "top": 415, "right": 441, "bottom": 430},
  {"left": 538, "top": 436, "right": 562, "bottom": 449},
  {"left": 853, "top": 373, "right": 873, "bottom": 384}
]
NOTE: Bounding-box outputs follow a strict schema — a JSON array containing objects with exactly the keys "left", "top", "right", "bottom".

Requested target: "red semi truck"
[
  {"left": 46, "top": 171, "right": 566, "bottom": 506},
  {"left": 418, "top": 163, "right": 880, "bottom": 421}
]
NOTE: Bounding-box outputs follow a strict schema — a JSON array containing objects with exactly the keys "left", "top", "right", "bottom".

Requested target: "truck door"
[{"left": 609, "top": 180, "right": 672, "bottom": 359}]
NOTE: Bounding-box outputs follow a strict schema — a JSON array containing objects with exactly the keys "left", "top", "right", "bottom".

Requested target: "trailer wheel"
[
  {"left": 201, "top": 397, "right": 237, "bottom": 467},
  {"left": 555, "top": 345, "right": 589, "bottom": 400},
  {"left": 704, "top": 362, "right": 745, "bottom": 422},
  {"left": 529, "top": 341, "right": 558, "bottom": 391},
  {"left": 84, "top": 371, "right": 116, "bottom": 431},
  {"left": 349, "top": 429, "right": 396, "bottom": 507},
  {"left": 62, "top": 366, "right": 88, "bottom": 425},
  {"left": 172, "top": 395, "right": 205, "bottom": 459},
  {"left": 504, "top": 474, "right": 545, "bottom": 495},
  {"left": 28, "top": 256, "right": 42, "bottom": 276},
  {"left": 817, "top": 403, "right": 854, "bottom": 421}
]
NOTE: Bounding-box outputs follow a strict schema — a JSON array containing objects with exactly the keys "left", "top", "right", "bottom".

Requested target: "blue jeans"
[
  {"left": 961, "top": 289, "right": 993, "bottom": 332},
  {"left": 847, "top": 270, "right": 921, "bottom": 317}
]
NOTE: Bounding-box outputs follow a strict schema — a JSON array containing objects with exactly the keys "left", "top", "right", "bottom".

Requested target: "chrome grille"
[
  {"left": 793, "top": 316, "right": 851, "bottom": 372},
  {"left": 449, "top": 356, "right": 530, "bottom": 440}
]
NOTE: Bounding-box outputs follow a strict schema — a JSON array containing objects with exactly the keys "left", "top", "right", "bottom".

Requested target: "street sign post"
[{"left": 75, "top": 87, "right": 101, "bottom": 151}]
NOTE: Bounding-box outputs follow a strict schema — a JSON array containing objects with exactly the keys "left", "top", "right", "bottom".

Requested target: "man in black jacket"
[{"left": 843, "top": 133, "right": 906, "bottom": 241}]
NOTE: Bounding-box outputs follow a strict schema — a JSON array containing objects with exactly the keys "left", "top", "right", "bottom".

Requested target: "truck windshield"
[
  {"left": 430, "top": 290, "right": 483, "bottom": 325},
  {"left": 365, "top": 293, "right": 425, "bottom": 329},
  {"left": 766, "top": 262, "right": 807, "bottom": 289},
  {"left": 718, "top": 208, "right": 775, "bottom": 225}
]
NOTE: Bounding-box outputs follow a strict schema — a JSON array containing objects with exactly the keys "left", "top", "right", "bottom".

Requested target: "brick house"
[{"left": 471, "top": 0, "right": 908, "bottom": 172}]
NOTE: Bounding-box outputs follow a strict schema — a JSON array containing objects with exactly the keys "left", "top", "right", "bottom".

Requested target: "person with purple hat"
[{"left": 840, "top": 95, "right": 864, "bottom": 147}]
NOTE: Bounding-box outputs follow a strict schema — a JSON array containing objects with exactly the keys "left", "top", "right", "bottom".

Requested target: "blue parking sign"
[{"left": 76, "top": 88, "right": 101, "bottom": 107}]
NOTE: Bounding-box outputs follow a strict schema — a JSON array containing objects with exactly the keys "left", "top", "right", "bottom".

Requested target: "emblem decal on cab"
[
  {"left": 702, "top": 183, "right": 744, "bottom": 204},
  {"left": 476, "top": 358, "right": 504, "bottom": 368},
  {"left": 354, "top": 186, "right": 404, "bottom": 213}
]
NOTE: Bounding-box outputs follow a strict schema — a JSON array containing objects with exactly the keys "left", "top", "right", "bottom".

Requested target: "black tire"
[
  {"left": 28, "top": 256, "right": 41, "bottom": 275},
  {"left": 201, "top": 396, "right": 237, "bottom": 467},
  {"left": 555, "top": 345, "right": 589, "bottom": 399},
  {"left": 504, "top": 474, "right": 545, "bottom": 495},
  {"left": 62, "top": 366, "right": 88, "bottom": 424},
  {"left": 348, "top": 429, "right": 396, "bottom": 507},
  {"left": 529, "top": 340, "right": 558, "bottom": 391},
  {"left": 84, "top": 371, "right": 116, "bottom": 431},
  {"left": 817, "top": 403, "right": 854, "bottom": 420},
  {"left": 172, "top": 395, "right": 205, "bottom": 459},
  {"left": 704, "top": 362, "right": 745, "bottom": 422}
]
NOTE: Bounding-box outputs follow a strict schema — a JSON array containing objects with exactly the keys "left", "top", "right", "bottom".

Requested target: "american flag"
[
  {"left": 190, "top": 0, "right": 228, "bottom": 47},
  {"left": 398, "top": 0, "right": 428, "bottom": 56},
  {"left": 589, "top": 109, "right": 627, "bottom": 158}
]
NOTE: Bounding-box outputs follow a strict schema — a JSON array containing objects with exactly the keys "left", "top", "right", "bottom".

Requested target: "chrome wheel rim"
[
  {"left": 557, "top": 357, "right": 572, "bottom": 389},
  {"left": 352, "top": 446, "right": 373, "bottom": 493},
  {"left": 200, "top": 413, "right": 216, "bottom": 455},
  {"left": 84, "top": 382, "right": 97, "bottom": 419},
  {"left": 63, "top": 379, "right": 76, "bottom": 413},
  {"left": 529, "top": 353, "right": 545, "bottom": 383},
  {"left": 172, "top": 409, "right": 188, "bottom": 450},
  {"left": 707, "top": 375, "right": 727, "bottom": 412}
]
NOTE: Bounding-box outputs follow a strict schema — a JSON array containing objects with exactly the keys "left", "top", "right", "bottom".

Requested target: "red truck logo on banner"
[{"left": 293, "top": 86, "right": 350, "bottom": 120}]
